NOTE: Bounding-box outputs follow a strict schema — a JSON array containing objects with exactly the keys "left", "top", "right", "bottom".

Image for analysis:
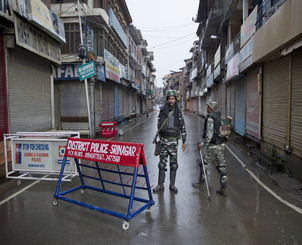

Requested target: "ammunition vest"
[
  {"left": 203, "top": 111, "right": 223, "bottom": 144},
  {"left": 159, "top": 104, "right": 180, "bottom": 138}
]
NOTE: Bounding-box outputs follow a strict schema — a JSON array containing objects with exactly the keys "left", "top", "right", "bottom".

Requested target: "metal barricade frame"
[{"left": 53, "top": 138, "right": 155, "bottom": 230}]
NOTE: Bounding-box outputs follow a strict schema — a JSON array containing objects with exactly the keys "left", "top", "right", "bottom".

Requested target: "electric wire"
[{"left": 152, "top": 33, "right": 195, "bottom": 49}]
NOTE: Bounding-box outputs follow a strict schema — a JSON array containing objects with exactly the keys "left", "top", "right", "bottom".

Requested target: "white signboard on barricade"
[
  {"left": 4, "top": 132, "right": 80, "bottom": 182},
  {"left": 12, "top": 140, "right": 71, "bottom": 172}
]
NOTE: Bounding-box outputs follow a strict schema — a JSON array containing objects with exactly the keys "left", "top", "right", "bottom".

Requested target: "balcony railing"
[{"left": 256, "top": 0, "right": 287, "bottom": 30}]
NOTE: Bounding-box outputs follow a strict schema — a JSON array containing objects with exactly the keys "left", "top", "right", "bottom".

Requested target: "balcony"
[
  {"left": 256, "top": 0, "right": 287, "bottom": 30},
  {"left": 252, "top": 0, "right": 302, "bottom": 63}
]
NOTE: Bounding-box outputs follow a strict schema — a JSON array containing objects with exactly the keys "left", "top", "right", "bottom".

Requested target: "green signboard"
[{"left": 77, "top": 61, "right": 96, "bottom": 81}]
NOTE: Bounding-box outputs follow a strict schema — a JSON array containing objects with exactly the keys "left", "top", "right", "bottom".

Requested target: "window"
[
  {"left": 61, "top": 23, "right": 81, "bottom": 54},
  {"left": 94, "top": 0, "right": 104, "bottom": 8}
]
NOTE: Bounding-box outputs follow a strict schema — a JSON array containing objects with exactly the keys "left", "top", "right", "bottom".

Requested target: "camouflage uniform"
[
  {"left": 203, "top": 111, "right": 228, "bottom": 196},
  {"left": 154, "top": 101, "right": 186, "bottom": 193}
]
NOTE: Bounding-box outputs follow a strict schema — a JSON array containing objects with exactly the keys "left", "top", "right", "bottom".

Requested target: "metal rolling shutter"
[
  {"left": 108, "top": 82, "right": 114, "bottom": 120},
  {"left": 0, "top": 35, "right": 7, "bottom": 140},
  {"left": 226, "top": 82, "right": 235, "bottom": 128},
  {"left": 246, "top": 66, "right": 260, "bottom": 139},
  {"left": 94, "top": 82, "right": 102, "bottom": 127},
  {"left": 291, "top": 47, "right": 302, "bottom": 157},
  {"left": 200, "top": 97, "right": 207, "bottom": 116},
  {"left": 119, "top": 86, "right": 124, "bottom": 116},
  {"left": 217, "top": 81, "right": 226, "bottom": 115},
  {"left": 60, "top": 80, "right": 87, "bottom": 130},
  {"left": 262, "top": 55, "right": 289, "bottom": 148},
  {"left": 7, "top": 48, "right": 51, "bottom": 133},
  {"left": 234, "top": 76, "right": 246, "bottom": 136},
  {"left": 114, "top": 85, "right": 119, "bottom": 118},
  {"left": 101, "top": 82, "right": 109, "bottom": 121}
]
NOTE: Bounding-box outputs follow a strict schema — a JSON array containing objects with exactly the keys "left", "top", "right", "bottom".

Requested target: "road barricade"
[
  {"left": 99, "top": 122, "right": 118, "bottom": 138},
  {"left": 53, "top": 138, "right": 155, "bottom": 230},
  {"left": 4, "top": 132, "right": 80, "bottom": 183}
]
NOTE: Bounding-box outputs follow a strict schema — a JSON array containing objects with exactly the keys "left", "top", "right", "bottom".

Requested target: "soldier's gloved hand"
[{"left": 198, "top": 142, "right": 204, "bottom": 150}]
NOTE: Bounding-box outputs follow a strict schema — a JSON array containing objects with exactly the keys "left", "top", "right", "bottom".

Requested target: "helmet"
[
  {"left": 207, "top": 100, "right": 218, "bottom": 111},
  {"left": 166, "top": 90, "right": 177, "bottom": 100}
]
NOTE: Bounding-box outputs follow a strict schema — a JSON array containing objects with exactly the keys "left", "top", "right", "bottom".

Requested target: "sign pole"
[{"left": 77, "top": 0, "right": 92, "bottom": 138}]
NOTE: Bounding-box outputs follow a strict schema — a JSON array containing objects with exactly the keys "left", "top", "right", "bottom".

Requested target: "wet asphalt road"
[{"left": 0, "top": 111, "right": 302, "bottom": 245}]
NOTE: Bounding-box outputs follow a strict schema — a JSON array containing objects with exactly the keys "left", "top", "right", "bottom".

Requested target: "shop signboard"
[{"left": 77, "top": 61, "right": 97, "bottom": 81}]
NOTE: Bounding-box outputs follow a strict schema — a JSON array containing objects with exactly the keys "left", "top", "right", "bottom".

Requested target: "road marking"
[
  {"left": 0, "top": 177, "right": 46, "bottom": 206},
  {"left": 226, "top": 145, "right": 302, "bottom": 215}
]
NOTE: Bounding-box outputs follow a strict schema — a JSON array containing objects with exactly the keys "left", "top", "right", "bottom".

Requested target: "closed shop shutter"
[
  {"left": 101, "top": 82, "right": 111, "bottom": 121},
  {"left": 119, "top": 86, "right": 124, "bottom": 116},
  {"left": 60, "top": 80, "right": 87, "bottom": 129},
  {"left": 187, "top": 99, "right": 193, "bottom": 112},
  {"left": 226, "top": 82, "right": 235, "bottom": 128},
  {"left": 0, "top": 35, "right": 7, "bottom": 140},
  {"left": 94, "top": 82, "right": 102, "bottom": 127},
  {"left": 246, "top": 66, "right": 260, "bottom": 140},
  {"left": 114, "top": 85, "right": 119, "bottom": 118},
  {"left": 193, "top": 97, "right": 198, "bottom": 113},
  {"left": 217, "top": 81, "right": 226, "bottom": 115},
  {"left": 200, "top": 96, "right": 207, "bottom": 116},
  {"left": 234, "top": 76, "right": 246, "bottom": 136},
  {"left": 7, "top": 48, "right": 51, "bottom": 133},
  {"left": 290, "top": 47, "right": 302, "bottom": 157},
  {"left": 128, "top": 89, "right": 133, "bottom": 115},
  {"left": 262, "top": 55, "right": 289, "bottom": 148},
  {"left": 108, "top": 82, "right": 114, "bottom": 120}
]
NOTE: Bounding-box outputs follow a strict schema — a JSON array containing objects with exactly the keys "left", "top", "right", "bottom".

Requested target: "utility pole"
[{"left": 77, "top": 0, "right": 93, "bottom": 138}]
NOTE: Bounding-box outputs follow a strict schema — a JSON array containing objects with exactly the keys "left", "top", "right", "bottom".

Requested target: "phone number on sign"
[{"left": 84, "top": 152, "right": 121, "bottom": 163}]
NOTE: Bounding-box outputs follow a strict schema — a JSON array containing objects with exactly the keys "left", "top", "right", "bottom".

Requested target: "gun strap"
[{"left": 156, "top": 108, "right": 175, "bottom": 138}]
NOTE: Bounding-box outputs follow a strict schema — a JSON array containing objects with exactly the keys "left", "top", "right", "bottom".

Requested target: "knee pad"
[
  {"left": 221, "top": 175, "right": 228, "bottom": 185},
  {"left": 216, "top": 165, "right": 226, "bottom": 174},
  {"left": 158, "top": 162, "right": 166, "bottom": 170},
  {"left": 170, "top": 163, "right": 178, "bottom": 170}
]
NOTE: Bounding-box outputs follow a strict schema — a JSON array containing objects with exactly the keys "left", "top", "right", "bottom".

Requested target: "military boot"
[
  {"left": 153, "top": 170, "right": 165, "bottom": 193},
  {"left": 216, "top": 184, "right": 227, "bottom": 197},
  {"left": 169, "top": 169, "right": 178, "bottom": 193},
  {"left": 192, "top": 166, "right": 205, "bottom": 189}
]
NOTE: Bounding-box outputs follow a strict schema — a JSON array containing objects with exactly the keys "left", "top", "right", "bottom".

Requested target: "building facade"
[
  {"left": 1, "top": 0, "right": 65, "bottom": 140},
  {"left": 191, "top": 0, "right": 302, "bottom": 181}
]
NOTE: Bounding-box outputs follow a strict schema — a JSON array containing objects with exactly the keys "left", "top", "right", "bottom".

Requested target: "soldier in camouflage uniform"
[
  {"left": 153, "top": 90, "right": 186, "bottom": 194},
  {"left": 192, "top": 100, "right": 228, "bottom": 196}
]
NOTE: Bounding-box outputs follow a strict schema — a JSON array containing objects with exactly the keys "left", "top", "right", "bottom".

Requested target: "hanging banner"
[{"left": 104, "top": 49, "right": 120, "bottom": 83}]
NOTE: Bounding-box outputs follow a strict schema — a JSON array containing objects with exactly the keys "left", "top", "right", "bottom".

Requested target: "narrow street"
[{"left": 0, "top": 110, "right": 302, "bottom": 245}]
